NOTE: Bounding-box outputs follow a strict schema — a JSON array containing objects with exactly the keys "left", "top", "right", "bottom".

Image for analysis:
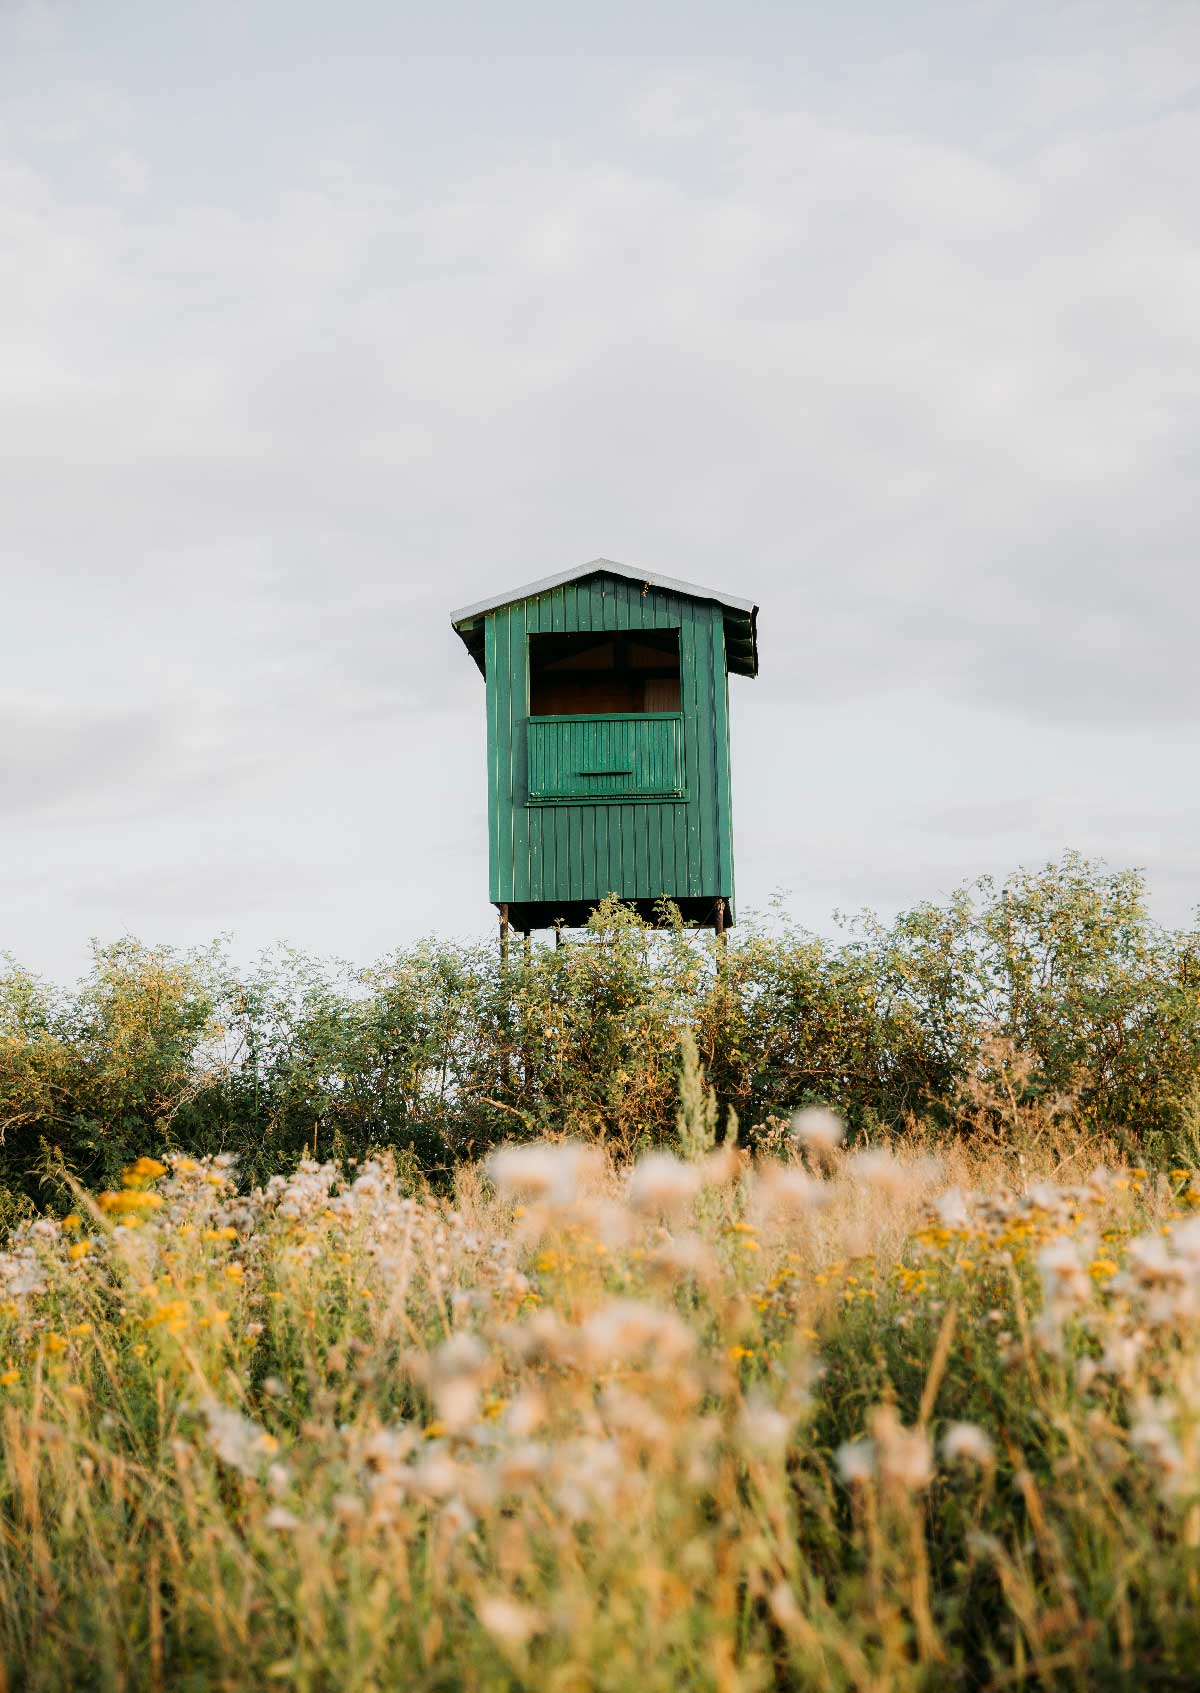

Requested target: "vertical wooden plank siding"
[
  {"left": 485, "top": 615, "right": 501, "bottom": 903},
  {"left": 726, "top": 674, "right": 736, "bottom": 916},
  {"left": 527, "top": 592, "right": 545, "bottom": 904},
  {"left": 678, "top": 604, "right": 702, "bottom": 897},
  {"left": 629, "top": 581, "right": 646, "bottom": 896},
  {"left": 491, "top": 604, "right": 510, "bottom": 903},
  {"left": 697, "top": 601, "right": 719, "bottom": 902},
  {"left": 509, "top": 600, "right": 529, "bottom": 905},
  {"left": 485, "top": 571, "right": 735, "bottom": 918},
  {"left": 711, "top": 615, "right": 735, "bottom": 910}
]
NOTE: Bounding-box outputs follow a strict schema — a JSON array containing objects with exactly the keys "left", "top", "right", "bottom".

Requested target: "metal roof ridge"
[{"left": 450, "top": 558, "right": 758, "bottom": 626}]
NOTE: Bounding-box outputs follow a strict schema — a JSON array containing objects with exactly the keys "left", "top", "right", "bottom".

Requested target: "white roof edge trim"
[{"left": 450, "top": 558, "right": 757, "bottom": 626}]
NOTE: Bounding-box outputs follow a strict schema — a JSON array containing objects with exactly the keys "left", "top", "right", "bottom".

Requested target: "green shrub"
[{"left": 1, "top": 854, "right": 1197, "bottom": 1210}]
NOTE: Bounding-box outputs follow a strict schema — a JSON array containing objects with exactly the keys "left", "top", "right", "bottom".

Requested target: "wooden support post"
[
  {"left": 714, "top": 897, "right": 727, "bottom": 950},
  {"left": 520, "top": 931, "right": 532, "bottom": 1086},
  {"left": 498, "top": 904, "right": 511, "bottom": 1094},
  {"left": 555, "top": 921, "right": 564, "bottom": 951}
]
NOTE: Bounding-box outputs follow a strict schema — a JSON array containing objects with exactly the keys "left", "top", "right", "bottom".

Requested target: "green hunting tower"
[{"left": 451, "top": 559, "right": 759, "bottom": 941}]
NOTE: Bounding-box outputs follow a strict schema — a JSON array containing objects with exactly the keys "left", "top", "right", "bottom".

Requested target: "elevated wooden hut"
[{"left": 451, "top": 558, "right": 758, "bottom": 939}]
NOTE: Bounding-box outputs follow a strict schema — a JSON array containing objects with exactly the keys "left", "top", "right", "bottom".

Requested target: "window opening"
[{"left": 528, "top": 629, "right": 681, "bottom": 716}]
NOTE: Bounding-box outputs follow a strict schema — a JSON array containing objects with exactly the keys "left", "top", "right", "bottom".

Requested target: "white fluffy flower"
[
  {"left": 487, "top": 1141, "right": 595, "bottom": 1207},
  {"left": 738, "top": 1395, "right": 792, "bottom": 1455},
  {"left": 836, "top": 1439, "right": 876, "bottom": 1486},
  {"left": 577, "top": 1299, "right": 695, "bottom": 1369},
  {"left": 627, "top": 1152, "right": 702, "bottom": 1215},
  {"left": 1036, "top": 1237, "right": 1092, "bottom": 1312},
  {"left": 847, "top": 1148, "right": 925, "bottom": 1197},
  {"left": 201, "top": 1402, "right": 276, "bottom": 1476},
  {"left": 753, "top": 1164, "right": 827, "bottom": 1218},
  {"left": 941, "top": 1421, "right": 994, "bottom": 1467},
  {"left": 935, "top": 1188, "right": 971, "bottom": 1230},
  {"left": 789, "top": 1107, "right": 845, "bottom": 1155},
  {"left": 871, "top": 1405, "right": 934, "bottom": 1491},
  {"left": 476, "top": 1595, "right": 545, "bottom": 1647}
]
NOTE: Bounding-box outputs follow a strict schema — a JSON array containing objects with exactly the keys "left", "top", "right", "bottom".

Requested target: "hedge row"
[{"left": 2, "top": 854, "right": 1198, "bottom": 1213}]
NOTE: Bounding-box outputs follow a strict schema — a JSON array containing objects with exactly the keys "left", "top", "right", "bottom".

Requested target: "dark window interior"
[{"left": 529, "top": 629, "right": 681, "bottom": 716}]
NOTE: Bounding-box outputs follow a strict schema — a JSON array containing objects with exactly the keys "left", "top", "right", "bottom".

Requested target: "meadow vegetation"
[
  {"left": 2, "top": 854, "right": 1200, "bottom": 1689},
  {"left": 2, "top": 854, "right": 1198, "bottom": 1214}
]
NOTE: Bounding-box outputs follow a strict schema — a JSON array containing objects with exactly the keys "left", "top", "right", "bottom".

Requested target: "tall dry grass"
[{"left": 2, "top": 1077, "right": 1200, "bottom": 1689}]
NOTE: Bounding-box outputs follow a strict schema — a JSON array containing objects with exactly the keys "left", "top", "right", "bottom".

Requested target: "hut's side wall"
[{"left": 484, "top": 574, "right": 734, "bottom": 917}]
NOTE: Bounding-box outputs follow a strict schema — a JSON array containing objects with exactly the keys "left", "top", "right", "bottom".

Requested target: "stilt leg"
[{"left": 498, "top": 905, "right": 511, "bottom": 1093}]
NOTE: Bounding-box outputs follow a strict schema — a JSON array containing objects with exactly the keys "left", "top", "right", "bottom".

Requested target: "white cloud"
[{"left": 1, "top": 4, "right": 1198, "bottom": 974}]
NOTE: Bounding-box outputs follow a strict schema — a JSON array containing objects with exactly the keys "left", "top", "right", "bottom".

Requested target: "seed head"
[
  {"left": 790, "top": 1108, "right": 844, "bottom": 1157},
  {"left": 941, "top": 1421, "right": 994, "bottom": 1467},
  {"left": 628, "top": 1152, "right": 702, "bottom": 1216},
  {"left": 487, "top": 1141, "right": 595, "bottom": 1207},
  {"left": 476, "top": 1595, "right": 544, "bottom": 1648}
]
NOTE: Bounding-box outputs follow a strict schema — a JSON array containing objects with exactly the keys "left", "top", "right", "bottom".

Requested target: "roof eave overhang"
[{"left": 451, "top": 558, "right": 759, "bottom": 679}]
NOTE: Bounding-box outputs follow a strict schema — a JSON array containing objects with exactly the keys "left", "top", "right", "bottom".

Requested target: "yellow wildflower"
[
  {"left": 122, "top": 1157, "right": 168, "bottom": 1188},
  {"left": 144, "top": 1300, "right": 190, "bottom": 1330},
  {"left": 99, "top": 1190, "right": 164, "bottom": 1215},
  {"left": 0, "top": 1369, "right": 19, "bottom": 1387}
]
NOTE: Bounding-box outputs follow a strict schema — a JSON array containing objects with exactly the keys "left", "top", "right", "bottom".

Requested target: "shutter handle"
[{"left": 579, "top": 769, "right": 632, "bottom": 777}]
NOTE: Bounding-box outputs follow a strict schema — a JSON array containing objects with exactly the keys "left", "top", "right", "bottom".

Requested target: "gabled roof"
[{"left": 450, "top": 557, "right": 759, "bottom": 678}]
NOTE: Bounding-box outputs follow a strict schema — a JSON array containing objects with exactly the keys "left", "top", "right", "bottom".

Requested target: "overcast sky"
[{"left": 2, "top": 0, "right": 1198, "bottom": 982}]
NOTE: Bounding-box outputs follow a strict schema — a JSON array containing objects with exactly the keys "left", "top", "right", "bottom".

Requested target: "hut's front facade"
[{"left": 451, "top": 559, "right": 758, "bottom": 935}]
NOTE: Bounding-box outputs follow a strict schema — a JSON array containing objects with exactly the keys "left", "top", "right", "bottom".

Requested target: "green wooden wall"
[{"left": 482, "top": 573, "right": 734, "bottom": 920}]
